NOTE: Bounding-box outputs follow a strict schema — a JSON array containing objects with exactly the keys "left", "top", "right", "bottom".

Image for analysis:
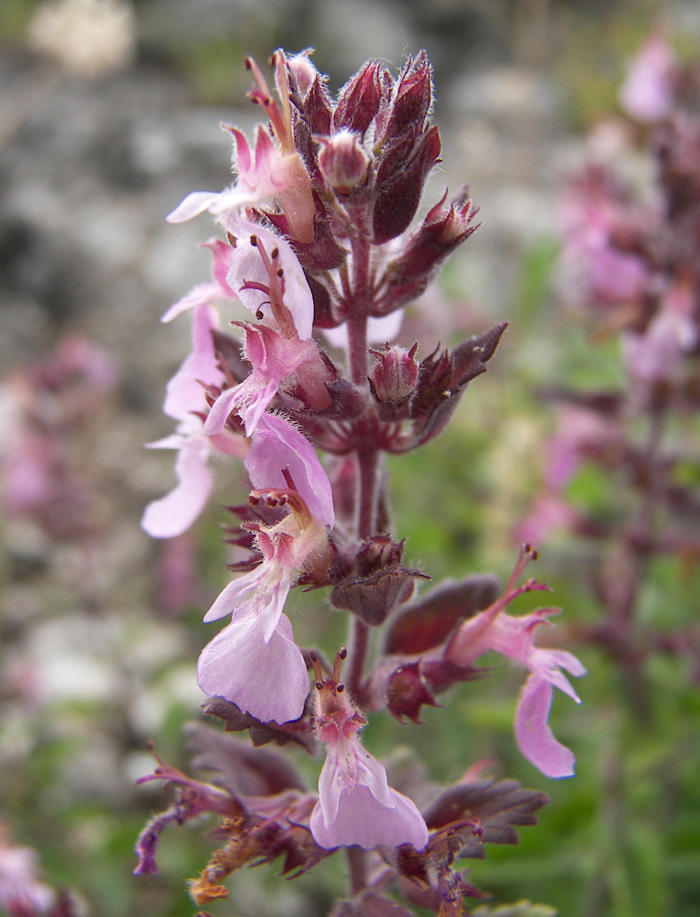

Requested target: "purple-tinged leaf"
[
  {"left": 384, "top": 573, "right": 501, "bottom": 655},
  {"left": 185, "top": 722, "right": 308, "bottom": 796},
  {"left": 423, "top": 778, "right": 549, "bottom": 856}
]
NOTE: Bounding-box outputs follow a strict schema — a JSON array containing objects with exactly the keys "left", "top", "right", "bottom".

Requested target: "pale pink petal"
[
  {"left": 161, "top": 282, "right": 220, "bottom": 323},
  {"left": 246, "top": 413, "right": 334, "bottom": 527},
  {"left": 202, "top": 568, "right": 263, "bottom": 623},
  {"left": 619, "top": 37, "right": 675, "bottom": 123},
  {"left": 203, "top": 561, "right": 291, "bottom": 640},
  {"left": 310, "top": 737, "right": 428, "bottom": 850},
  {"left": 317, "top": 741, "right": 393, "bottom": 825},
  {"left": 202, "top": 372, "right": 279, "bottom": 438},
  {"left": 228, "top": 223, "right": 314, "bottom": 339},
  {"left": 0, "top": 844, "right": 54, "bottom": 913},
  {"left": 310, "top": 783, "right": 428, "bottom": 851},
  {"left": 141, "top": 438, "right": 211, "bottom": 539},
  {"left": 197, "top": 612, "right": 308, "bottom": 723},
  {"left": 164, "top": 304, "right": 221, "bottom": 421},
  {"left": 515, "top": 675, "right": 576, "bottom": 779},
  {"left": 166, "top": 190, "right": 221, "bottom": 223},
  {"left": 202, "top": 386, "right": 243, "bottom": 436},
  {"left": 236, "top": 376, "right": 280, "bottom": 436}
]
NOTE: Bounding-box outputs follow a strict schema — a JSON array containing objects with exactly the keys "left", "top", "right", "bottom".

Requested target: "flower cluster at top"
[{"left": 137, "top": 49, "right": 584, "bottom": 912}]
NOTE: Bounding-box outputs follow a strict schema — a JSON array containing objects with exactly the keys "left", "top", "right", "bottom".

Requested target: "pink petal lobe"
[
  {"left": 310, "top": 738, "right": 428, "bottom": 851},
  {"left": 141, "top": 439, "right": 212, "bottom": 539},
  {"left": 164, "top": 304, "right": 221, "bottom": 421},
  {"left": 310, "top": 782, "right": 428, "bottom": 851},
  {"left": 515, "top": 675, "right": 576, "bottom": 779},
  {"left": 161, "top": 282, "right": 219, "bottom": 323},
  {"left": 246, "top": 414, "right": 334, "bottom": 527},
  {"left": 202, "top": 563, "right": 291, "bottom": 635},
  {"left": 197, "top": 612, "right": 308, "bottom": 723},
  {"left": 227, "top": 223, "right": 314, "bottom": 339},
  {"left": 166, "top": 191, "right": 220, "bottom": 223}
]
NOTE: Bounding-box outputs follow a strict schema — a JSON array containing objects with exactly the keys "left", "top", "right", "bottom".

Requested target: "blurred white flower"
[{"left": 27, "top": 0, "right": 136, "bottom": 79}]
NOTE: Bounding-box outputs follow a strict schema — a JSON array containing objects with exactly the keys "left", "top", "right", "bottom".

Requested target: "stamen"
[
  {"left": 333, "top": 647, "right": 347, "bottom": 682},
  {"left": 309, "top": 650, "right": 324, "bottom": 684},
  {"left": 244, "top": 53, "right": 293, "bottom": 152},
  {"left": 249, "top": 484, "right": 312, "bottom": 528},
  {"left": 249, "top": 236, "right": 295, "bottom": 337},
  {"left": 244, "top": 56, "right": 273, "bottom": 101}
]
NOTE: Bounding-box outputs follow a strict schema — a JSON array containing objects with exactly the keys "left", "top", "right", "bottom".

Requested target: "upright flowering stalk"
[
  {"left": 527, "top": 35, "right": 700, "bottom": 700},
  {"left": 138, "top": 48, "right": 582, "bottom": 913}
]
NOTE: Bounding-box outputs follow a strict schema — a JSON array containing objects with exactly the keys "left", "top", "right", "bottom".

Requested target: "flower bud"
[
  {"left": 318, "top": 130, "right": 370, "bottom": 195},
  {"left": 369, "top": 344, "right": 419, "bottom": 408},
  {"left": 333, "top": 60, "right": 383, "bottom": 136},
  {"left": 286, "top": 48, "right": 319, "bottom": 98},
  {"left": 386, "top": 661, "right": 440, "bottom": 724}
]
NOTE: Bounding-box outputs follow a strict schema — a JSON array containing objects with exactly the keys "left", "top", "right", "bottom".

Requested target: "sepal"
[
  {"left": 202, "top": 697, "right": 317, "bottom": 752},
  {"left": 329, "top": 535, "right": 429, "bottom": 625}
]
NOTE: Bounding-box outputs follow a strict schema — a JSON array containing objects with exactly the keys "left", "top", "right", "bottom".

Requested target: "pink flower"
[
  {"left": 556, "top": 167, "right": 652, "bottom": 312},
  {"left": 309, "top": 651, "right": 429, "bottom": 851},
  {"left": 197, "top": 414, "right": 334, "bottom": 722},
  {"left": 514, "top": 493, "right": 581, "bottom": 546},
  {"left": 545, "top": 405, "right": 622, "bottom": 491},
  {"left": 141, "top": 303, "right": 244, "bottom": 538},
  {"left": 0, "top": 822, "right": 54, "bottom": 914},
  {"left": 197, "top": 610, "right": 311, "bottom": 724},
  {"left": 619, "top": 36, "right": 676, "bottom": 123},
  {"left": 446, "top": 547, "right": 586, "bottom": 778},
  {"left": 621, "top": 280, "right": 697, "bottom": 384},
  {"left": 202, "top": 225, "right": 332, "bottom": 437},
  {"left": 166, "top": 52, "right": 315, "bottom": 243}
]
